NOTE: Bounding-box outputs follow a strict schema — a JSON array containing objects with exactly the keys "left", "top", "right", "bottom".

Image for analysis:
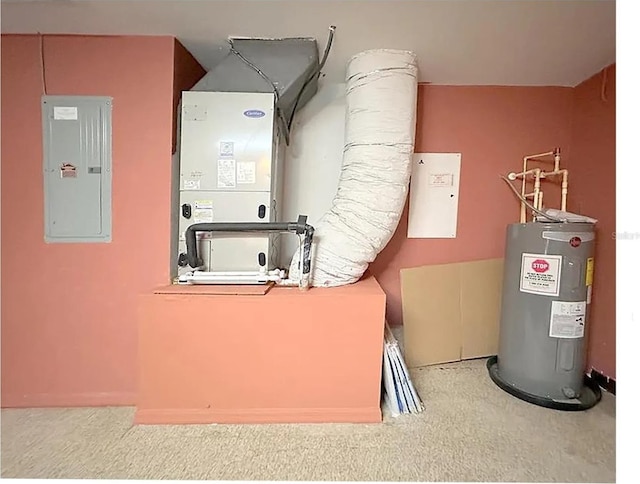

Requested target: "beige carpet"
[{"left": 1, "top": 358, "right": 615, "bottom": 482}]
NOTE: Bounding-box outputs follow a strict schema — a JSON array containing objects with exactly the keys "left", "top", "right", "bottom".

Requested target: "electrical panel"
[
  {"left": 176, "top": 91, "right": 284, "bottom": 274},
  {"left": 41, "top": 96, "right": 112, "bottom": 243}
]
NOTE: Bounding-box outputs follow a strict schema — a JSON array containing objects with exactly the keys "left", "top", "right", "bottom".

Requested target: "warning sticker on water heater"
[
  {"left": 549, "top": 300, "right": 586, "bottom": 339},
  {"left": 520, "top": 253, "right": 562, "bottom": 296}
]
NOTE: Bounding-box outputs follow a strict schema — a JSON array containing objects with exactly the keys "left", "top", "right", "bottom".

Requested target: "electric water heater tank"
[{"left": 488, "top": 221, "right": 601, "bottom": 410}]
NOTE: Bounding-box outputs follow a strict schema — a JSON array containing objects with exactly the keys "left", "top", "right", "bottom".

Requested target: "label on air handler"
[{"left": 520, "top": 253, "right": 562, "bottom": 297}]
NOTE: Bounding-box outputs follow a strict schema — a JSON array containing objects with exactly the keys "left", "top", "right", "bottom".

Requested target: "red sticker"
[
  {"left": 570, "top": 237, "right": 582, "bottom": 247},
  {"left": 60, "top": 163, "right": 77, "bottom": 178},
  {"left": 531, "top": 259, "right": 549, "bottom": 273}
]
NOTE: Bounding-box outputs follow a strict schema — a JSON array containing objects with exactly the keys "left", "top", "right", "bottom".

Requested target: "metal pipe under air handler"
[{"left": 184, "top": 215, "right": 315, "bottom": 288}]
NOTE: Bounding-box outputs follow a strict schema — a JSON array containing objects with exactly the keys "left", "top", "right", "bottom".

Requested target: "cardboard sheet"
[
  {"left": 401, "top": 258, "right": 504, "bottom": 367},
  {"left": 460, "top": 259, "right": 504, "bottom": 359},
  {"left": 401, "top": 263, "right": 462, "bottom": 367}
]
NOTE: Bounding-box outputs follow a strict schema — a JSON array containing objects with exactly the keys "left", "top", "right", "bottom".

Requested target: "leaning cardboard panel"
[
  {"left": 401, "top": 259, "right": 504, "bottom": 367},
  {"left": 401, "top": 262, "right": 462, "bottom": 367},
  {"left": 460, "top": 259, "right": 504, "bottom": 360}
]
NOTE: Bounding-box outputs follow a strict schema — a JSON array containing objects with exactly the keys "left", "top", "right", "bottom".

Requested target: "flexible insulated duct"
[{"left": 289, "top": 49, "right": 418, "bottom": 286}]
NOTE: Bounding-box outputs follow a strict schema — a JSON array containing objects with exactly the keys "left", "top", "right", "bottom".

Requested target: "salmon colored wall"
[
  {"left": 567, "top": 65, "right": 616, "bottom": 379},
  {"left": 1, "top": 32, "right": 615, "bottom": 406},
  {"left": 370, "top": 84, "right": 575, "bottom": 327},
  {"left": 0, "top": 34, "right": 183, "bottom": 407}
]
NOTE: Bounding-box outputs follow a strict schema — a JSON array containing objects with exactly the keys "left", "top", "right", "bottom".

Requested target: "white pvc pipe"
[
  {"left": 561, "top": 171, "right": 568, "bottom": 211},
  {"left": 276, "top": 279, "right": 301, "bottom": 287},
  {"left": 192, "top": 270, "right": 282, "bottom": 277},
  {"left": 179, "top": 269, "right": 287, "bottom": 285},
  {"left": 289, "top": 49, "right": 418, "bottom": 286}
]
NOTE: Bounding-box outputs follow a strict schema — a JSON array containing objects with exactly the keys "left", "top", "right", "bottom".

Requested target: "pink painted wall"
[
  {"left": 0, "top": 32, "right": 615, "bottom": 406},
  {"left": 370, "top": 84, "right": 574, "bottom": 327},
  {"left": 0, "top": 34, "right": 204, "bottom": 407},
  {"left": 567, "top": 65, "right": 616, "bottom": 379}
]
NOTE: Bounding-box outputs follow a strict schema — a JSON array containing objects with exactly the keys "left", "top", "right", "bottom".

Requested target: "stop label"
[{"left": 532, "top": 259, "right": 549, "bottom": 273}]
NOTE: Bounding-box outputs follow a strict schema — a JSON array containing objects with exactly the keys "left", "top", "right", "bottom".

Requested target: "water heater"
[{"left": 487, "top": 149, "right": 601, "bottom": 410}]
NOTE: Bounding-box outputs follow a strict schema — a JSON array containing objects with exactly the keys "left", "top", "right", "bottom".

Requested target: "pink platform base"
[{"left": 135, "top": 276, "right": 387, "bottom": 424}]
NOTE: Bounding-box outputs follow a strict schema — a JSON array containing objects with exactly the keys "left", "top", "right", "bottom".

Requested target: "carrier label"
[
  {"left": 243, "top": 109, "right": 265, "bottom": 118},
  {"left": 549, "top": 300, "right": 586, "bottom": 339},
  {"left": 520, "top": 253, "right": 562, "bottom": 296}
]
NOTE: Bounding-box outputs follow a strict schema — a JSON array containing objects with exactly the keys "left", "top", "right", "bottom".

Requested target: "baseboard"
[
  {"left": 589, "top": 369, "right": 616, "bottom": 395},
  {"left": 1, "top": 391, "right": 136, "bottom": 408},
  {"left": 134, "top": 406, "right": 382, "bottom": 424}
]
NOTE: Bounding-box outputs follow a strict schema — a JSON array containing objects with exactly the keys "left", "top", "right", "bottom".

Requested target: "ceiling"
[{"left": 1, "top": 0, "right": 616, "bottom": 86}]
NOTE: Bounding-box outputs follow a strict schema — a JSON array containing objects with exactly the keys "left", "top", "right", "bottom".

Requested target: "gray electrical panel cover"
[{"left": 42, "top": 96, "right": 112, "bottom": 243}]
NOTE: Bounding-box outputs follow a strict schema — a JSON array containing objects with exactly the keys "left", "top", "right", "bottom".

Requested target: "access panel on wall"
[
  {"left": 42, "top": 96, "right": 113, "bottom": 243},
  {"left": 408, "top": 153, "right": 462, "bottom": 238}
]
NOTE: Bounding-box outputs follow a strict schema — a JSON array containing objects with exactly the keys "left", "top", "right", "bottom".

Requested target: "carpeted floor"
[{"left": 1, "top": 357, "right": 615, "bottom": 482}]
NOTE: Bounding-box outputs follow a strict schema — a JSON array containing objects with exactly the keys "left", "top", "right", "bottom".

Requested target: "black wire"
[
  {"left": 39, "top": 32, "right": 48, "bottom": 95},
  {"left": 227, "top": 26, "right": 336, "bottom": 145},
  {"left": 228, "top": 40, "right": 291, "bottom": 144},
  {"left": 287, "top": 26, "right": 336, "bottom": 132}
]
